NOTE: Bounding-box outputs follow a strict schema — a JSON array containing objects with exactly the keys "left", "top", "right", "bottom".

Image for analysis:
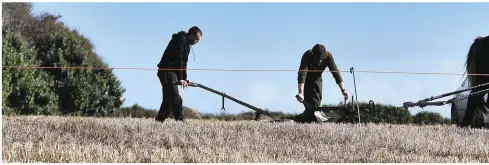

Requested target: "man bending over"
[{"left": 293, "top": 44, "right": 349, "bottom": 123}]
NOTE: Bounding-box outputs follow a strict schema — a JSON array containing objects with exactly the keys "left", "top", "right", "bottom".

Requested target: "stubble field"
[{"left": 2, "top": 115, "right": 489, "bottom": 163}]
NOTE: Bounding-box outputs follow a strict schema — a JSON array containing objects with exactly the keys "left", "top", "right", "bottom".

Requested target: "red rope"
[{"left": 2, "top": 65, "right": 489, "bottom": 76}]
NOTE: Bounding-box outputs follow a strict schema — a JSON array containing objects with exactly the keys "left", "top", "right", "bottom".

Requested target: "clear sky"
[{"left": 30, "top": 2, "right": 489, "bottom": 118}]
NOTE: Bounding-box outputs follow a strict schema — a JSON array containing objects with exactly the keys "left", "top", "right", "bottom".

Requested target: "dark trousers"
[
  {"left": 156, "top": 70, "right": 184, "bottom": 121},
  {"left": 293, "top": 77, "right": 323, "bottom": 123}
]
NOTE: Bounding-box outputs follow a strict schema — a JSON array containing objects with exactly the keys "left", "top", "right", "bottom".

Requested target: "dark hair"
[
  {"left": 188, "top": 26, "right": 202, "bottom": 36},
  {"left": 312, "top": 44, "right": 327, "bottom": 60}
]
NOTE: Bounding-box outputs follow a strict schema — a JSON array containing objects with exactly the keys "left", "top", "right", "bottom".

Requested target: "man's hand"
[
  {"left": 180, "top": 80, "right": 188, "bottom": 89},
  {"left": 296, "top": 93, "right": 304, "bottom": 103},
  {"left": 341, "top": 89, "right": 349, "bottom": 100},
  {"left": 337, "top": 82, "right": 348, "bottom": 100}
]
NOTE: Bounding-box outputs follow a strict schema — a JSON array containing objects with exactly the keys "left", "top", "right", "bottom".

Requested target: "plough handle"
[
  {"left": 188, "top": 82, "right": 198, "bottom": 87},
  {"left": 177, "top": 81, "right": 277, "bottom": 119},
  {"left": 296, "top": 95, "right": 316, "bottom": 111}
]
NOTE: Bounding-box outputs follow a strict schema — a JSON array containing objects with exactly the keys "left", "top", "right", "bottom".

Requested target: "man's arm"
[
  {"left": 183, "top": 62, "right": 187, "bottom": 81},
  {"left": 324, "top": 51, "right": 343, "bottom": 86},
  {"left": 173, "top": 41, "right": 187, "bottom": 81},
  {"left": 182, "top": 46, "right": 190, "bottom": 81},
  {"left": 297, "top": 54, "right": 309, "bottom": 94},
  {"left": 337, "top": 82, "right": 346, "bottom": 91},
  {"left": 324, "top": 51, "right": 348, "bottom": 100}
]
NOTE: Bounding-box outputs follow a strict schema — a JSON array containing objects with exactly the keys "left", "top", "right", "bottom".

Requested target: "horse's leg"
[
  {"left": 482, "top": 94, "right": 489, "bottom": 112},
  {"left": 473, "top": 97, "right": 487, "bottom": 128},
  {"left": 461, "top": 77, "right": 489, "bottom": 128},
  {"left": 460, "top": 76, "right": 487, "bottom": 128},
  {"left": 460, "top": 94, "right": 483, "bottom": 127}
]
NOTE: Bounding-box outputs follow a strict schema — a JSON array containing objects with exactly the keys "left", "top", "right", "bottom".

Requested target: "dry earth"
[{"left": 2, "top": 116, "right": 489, "bottom": 163}]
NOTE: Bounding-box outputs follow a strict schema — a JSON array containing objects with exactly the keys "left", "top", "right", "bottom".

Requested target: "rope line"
[{"left": 2, "top": 65, "right": 489, "bottom": 76}]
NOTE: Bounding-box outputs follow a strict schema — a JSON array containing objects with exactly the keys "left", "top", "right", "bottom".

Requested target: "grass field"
[{"left": 2, "top": 116, "right": 489, "bottom": 163}]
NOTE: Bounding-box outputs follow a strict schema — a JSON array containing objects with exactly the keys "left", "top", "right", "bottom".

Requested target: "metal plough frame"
[
  {"left": 177, "top": 67, "right": 377, "bottom": 123},
  {"left": 182, "top": 81, "right": 376, "bottom": 123}
]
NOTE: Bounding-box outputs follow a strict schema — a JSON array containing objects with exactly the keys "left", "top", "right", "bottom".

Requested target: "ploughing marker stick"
[{"left": 350, "top": 67, "right": 361, "bottom": 123}]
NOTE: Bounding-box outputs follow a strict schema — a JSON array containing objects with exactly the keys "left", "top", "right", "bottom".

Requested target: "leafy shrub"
[{"left": 2, "top": 2, "right": 125, "bottom": 116}]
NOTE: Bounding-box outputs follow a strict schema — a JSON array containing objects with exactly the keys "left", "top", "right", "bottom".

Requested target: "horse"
[{"left": 460, "top": 35, "right": 489, "bottom": 128}]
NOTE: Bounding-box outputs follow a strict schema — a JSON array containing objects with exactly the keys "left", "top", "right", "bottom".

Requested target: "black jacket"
[{"left": 157, "top": 31, "right": 191, "bottom": 81}]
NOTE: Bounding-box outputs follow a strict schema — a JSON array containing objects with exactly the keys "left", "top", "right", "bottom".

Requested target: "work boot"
[
  {"left": 155, "top": 114, "right": 165, "bottom": 122},
  {"left": 314, "top": 111, "right": 329, "bottom": 123},
  {"left": 155, "top": 108, "right": 172, "bottom": 123},
  {"left": 155, "top": 111, "right": 171, "bottom": 122}
]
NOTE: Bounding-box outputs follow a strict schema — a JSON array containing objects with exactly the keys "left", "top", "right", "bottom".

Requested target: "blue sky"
[{"left": 30, "top": 2, "right": 489, "bottom": 118}]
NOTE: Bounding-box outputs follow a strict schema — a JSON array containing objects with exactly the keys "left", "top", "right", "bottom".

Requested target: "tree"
[
  {"left": 2, "top": 28, "right": 58, "bottom": 115},
  {"left": 2, "top": 2, "right": 125, "bottom": 117}
]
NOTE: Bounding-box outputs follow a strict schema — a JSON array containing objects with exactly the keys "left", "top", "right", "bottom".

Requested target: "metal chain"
[
  {"left": 448, "top": 87, "right": 489, "bottom": 103},
  {"left": 467, "top": 81, "right": 489, "bottom": 91},
  {"left": 421, "top": 81, "right": 489, "bottom": 102},
  {"left": 403, "top": 82, "right": 489, "bottom": 109}
]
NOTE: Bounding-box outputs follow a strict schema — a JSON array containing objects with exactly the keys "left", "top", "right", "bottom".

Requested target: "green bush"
[
  {"left": 2, "top": 2, "right": 125, "bottom": 116},
  {"left": 2, "top": 28, "right": 58, "bottom": 116},
  {"left": 413, "top": 111, "right": 446, "bottom": 125}
]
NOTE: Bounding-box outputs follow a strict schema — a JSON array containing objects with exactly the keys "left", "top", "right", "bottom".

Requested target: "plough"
[
  {"left": 176, "top": 67, "right": 378, "bottom": 124},
  {"left": 183, "top": 81, "right": 377, "bottom": 123}
]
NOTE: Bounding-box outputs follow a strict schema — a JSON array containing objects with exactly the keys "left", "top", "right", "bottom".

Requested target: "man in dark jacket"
[
  {"left": 155, "top": 26, "right": 202, "bottom": 122},
  {"left": 293, "top": 44, "right": 349, "bottom": 123}
]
